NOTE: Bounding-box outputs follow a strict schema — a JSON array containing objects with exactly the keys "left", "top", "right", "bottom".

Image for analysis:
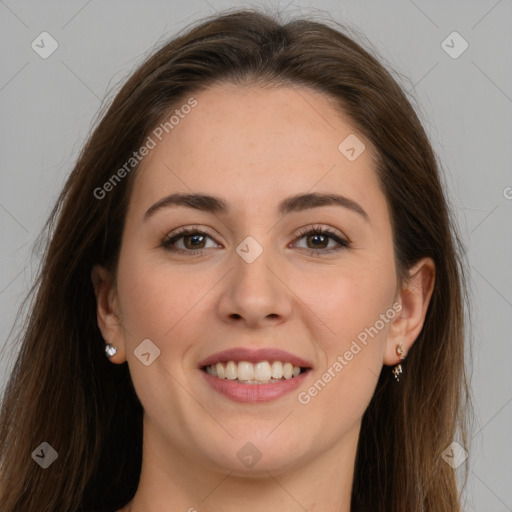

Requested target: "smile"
[
  {"left": 198, "top": 347, "right": 313, "bottom": 402},
  {"left": 202, "top": 360, "right": 305, "bottom": 384},
  {"left": 200, "top": 367, "right": 311, "bottom": 402}
]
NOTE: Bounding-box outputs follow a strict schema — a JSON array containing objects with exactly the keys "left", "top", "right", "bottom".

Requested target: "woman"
[{"left": 0, "top": 8, "right": 471, "bottom": 512}]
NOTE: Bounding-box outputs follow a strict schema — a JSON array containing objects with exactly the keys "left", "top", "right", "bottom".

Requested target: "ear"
[
  {"left": 383, "top": 257, "right": 436, "bottom": 366},
  {"left": 91, "top": 264, "right": 127, "bottom": 363}
]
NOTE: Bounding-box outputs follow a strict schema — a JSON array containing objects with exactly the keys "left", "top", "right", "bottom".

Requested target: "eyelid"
[
  {"left": 293, "top": 224, "right": 350, "bottom": 245},
  {"left": 161, "top": 225, "right": 220, "bottom": 249}
]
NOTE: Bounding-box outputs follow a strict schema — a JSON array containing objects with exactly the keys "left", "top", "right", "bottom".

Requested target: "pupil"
[
  {"left": 309, "top": 234, "right": 327, "bottom": 248},
  {"left": 185, "top": 234, "right": 205, "bottom": 249}
]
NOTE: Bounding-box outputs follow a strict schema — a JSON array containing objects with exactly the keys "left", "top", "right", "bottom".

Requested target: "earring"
[
  {"left": 392, "top": 343, "right": 406, "bottom": 381},
  {"left": 105, "top": 343, "right": 117, "bottom": 359}
]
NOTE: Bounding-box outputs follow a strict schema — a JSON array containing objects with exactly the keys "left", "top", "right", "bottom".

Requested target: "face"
[{"left": 97, "top": 83, "right": 405, "bottom": 475}]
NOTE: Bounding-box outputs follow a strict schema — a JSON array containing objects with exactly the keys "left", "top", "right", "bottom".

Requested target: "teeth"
[
  {"left": 254, "top": 361, "right": 272, "bottom": 381},
  {"left": 226, "top": 361, "right": 237, "bottom": 380},
  {"left": 283, "top": 362, "right": 293, "bottom": 379},
  {"left": 204, "top": 360, "right": 304, "bottom": 383},
  {"left": 237, "top": 361, "right": 254, "bottom": 381},
  {"left": 271, "top": 361, "right": 283, "bottom": 379},
  {"left": 216, "top": 362, "right": 225, "bottom": 379}
]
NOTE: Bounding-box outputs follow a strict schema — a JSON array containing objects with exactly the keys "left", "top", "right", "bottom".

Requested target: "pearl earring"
[{"left": 105, "top": 343, "right": 117, "bottom": 359}]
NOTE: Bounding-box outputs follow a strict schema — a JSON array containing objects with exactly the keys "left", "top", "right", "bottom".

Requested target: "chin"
[{"left": 195, "top": 435, "right": 310, "bottom": 476}]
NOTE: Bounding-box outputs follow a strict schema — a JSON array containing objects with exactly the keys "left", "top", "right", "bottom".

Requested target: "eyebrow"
[{"left": 144, "top": 192, "right": 369, "bottom": 221}]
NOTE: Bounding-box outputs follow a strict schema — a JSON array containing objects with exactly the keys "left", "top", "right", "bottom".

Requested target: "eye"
[
  {"left": 161, "top": 224, "right": 350, "bottom": 256},
  {"left": 161, "top": 226, "right": 220, "bottom": 255},
  {"left": 291, "top": 225, "right": 350, "bottom": 256}
]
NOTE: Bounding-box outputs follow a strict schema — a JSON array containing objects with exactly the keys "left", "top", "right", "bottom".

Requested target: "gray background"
[{"left": 1, "top": 1, "right": 511, "bottom": 510}]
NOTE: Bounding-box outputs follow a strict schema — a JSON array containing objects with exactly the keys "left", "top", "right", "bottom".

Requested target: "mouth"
[
  {"left": 201, "top": 360, "right": 308, "bottom": 384},
  {"left": 197, "top": 348, "right": 313, "bottom": 402}
]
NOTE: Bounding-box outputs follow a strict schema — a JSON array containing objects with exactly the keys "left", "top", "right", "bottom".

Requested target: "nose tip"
[{"left": 217, "top": 248, "right": 291, "bottom": 327}]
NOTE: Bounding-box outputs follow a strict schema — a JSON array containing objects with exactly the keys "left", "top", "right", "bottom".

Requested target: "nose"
[{"left": 216, "top": 240, "right": 292, "bottom": 329}]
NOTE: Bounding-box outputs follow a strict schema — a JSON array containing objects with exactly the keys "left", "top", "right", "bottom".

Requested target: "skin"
[{"left": 92, "top": 83, "right": 435, "bottom": 512}]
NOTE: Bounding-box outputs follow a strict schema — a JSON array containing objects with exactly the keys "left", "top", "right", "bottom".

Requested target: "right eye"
[{"left": 161, "top": 227, "right": 221, "bottom": 255}]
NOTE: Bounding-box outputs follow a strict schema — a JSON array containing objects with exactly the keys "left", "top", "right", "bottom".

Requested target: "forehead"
[{"left": 129, "top": 83, "right": 385, "bottom": 222}]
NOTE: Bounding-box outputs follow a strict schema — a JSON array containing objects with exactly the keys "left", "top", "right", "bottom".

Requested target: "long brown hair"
[{"left": 0, "top": 8, "right": 471, "bottom": 511}]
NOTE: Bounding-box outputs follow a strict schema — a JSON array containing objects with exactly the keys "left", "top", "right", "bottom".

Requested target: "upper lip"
[{"left": 198, "top": 347, "right": 313, "bottom": 369}]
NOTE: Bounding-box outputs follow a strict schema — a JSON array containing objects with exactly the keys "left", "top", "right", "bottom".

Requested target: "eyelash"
[{"left": 161, "top": 224, "right": 350, "bottom": 257}]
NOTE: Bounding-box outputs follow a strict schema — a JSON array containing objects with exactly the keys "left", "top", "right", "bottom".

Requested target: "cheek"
[
  {"left": 115, "top": 254, "right": 206, "bottom": 409},
  {"left": 298, "top": 274, "right": 394, "bottom": 423},
  {"left": 115, "top": 249, "right": 206, "bottom": 343},
  {"left": 295, "top": 258, "right": 396, "bottom": 347},
  {"left": 315, "top": 265, "right": 396, "bottom": 408}
]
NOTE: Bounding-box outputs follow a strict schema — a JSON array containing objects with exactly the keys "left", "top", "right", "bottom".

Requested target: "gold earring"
[{"left": 392, "top": 343, "right": 406, "bottom": 381}]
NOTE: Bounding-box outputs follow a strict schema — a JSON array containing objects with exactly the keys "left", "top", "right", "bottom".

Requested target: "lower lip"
[{"left": 200, "top": 369, "right": 311, "bottom": 403}]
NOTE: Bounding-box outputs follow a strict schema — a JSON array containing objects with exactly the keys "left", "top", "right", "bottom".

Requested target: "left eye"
[
  {"left": 161, "top": 226, "right": 350, "bottom": 255},
  {"left": 292, "top": 228, "right": 349, "bottom": 252}
]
